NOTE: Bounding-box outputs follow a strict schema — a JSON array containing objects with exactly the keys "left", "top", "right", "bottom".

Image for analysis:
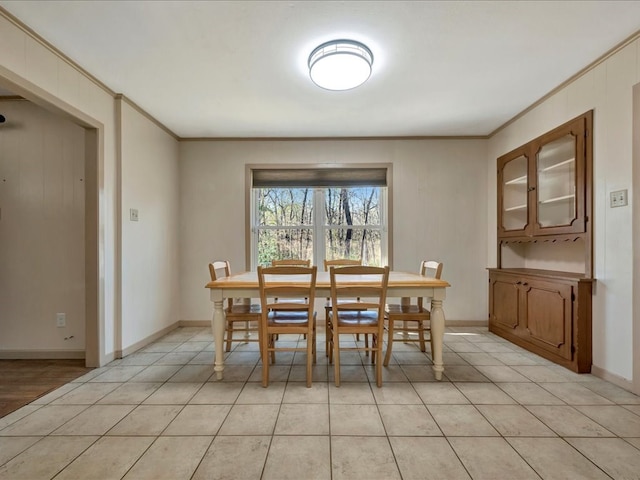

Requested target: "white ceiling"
[{"left": 1, "top": 1, "right": 640, "bottom": 138}]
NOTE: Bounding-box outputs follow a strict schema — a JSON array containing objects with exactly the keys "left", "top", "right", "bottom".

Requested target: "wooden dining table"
[{"left": 206, "top": 270, "right": 451, "bottom": 381}]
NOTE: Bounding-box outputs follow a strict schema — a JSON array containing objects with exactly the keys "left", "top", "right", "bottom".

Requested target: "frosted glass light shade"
[{"left": 308, "top": 40, "right": 373, "bottom": 91}]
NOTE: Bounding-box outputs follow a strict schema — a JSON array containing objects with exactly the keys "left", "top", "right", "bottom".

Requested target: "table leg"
[
  {"left": 430, "top": 298, "right": 445, "bottom": 381},
  {"left": 212, "top": 299, "right": 226, "bottom": 380}
]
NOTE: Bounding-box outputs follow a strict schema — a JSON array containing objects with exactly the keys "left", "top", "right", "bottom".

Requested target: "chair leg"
[
  {"left": 261, "top": 325, "right": 269, "bottom": 388},
  {"left": 270, "top": 334, "right": 276, "bottom": 364},
  {"left": 418, "top": 320, "right": 426, "bottom": 352},
  {"left": 306, "top": 328, "right": 313, "bottom": 388},
  {"left": 333, "top": 330, "right": 341, "bottom": 387},
  {"left": 365, "top": 334, "right": 369, "bottom": 357},
  {"left": 325, "top": 308, "right": 330, "bottom": 357},
  {"left": 225, "top": 322, "right": 233, "bottom": 352},
  {"left": 375, "top": 336, "right": 383, "bottom": 387},
  {"left": 383, "top": 320, "right": 394, "bottom": 366}
]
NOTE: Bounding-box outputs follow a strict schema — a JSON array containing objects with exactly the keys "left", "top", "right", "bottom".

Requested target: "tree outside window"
[{"left": 253, "top": 186, "right": 385, "bottom": 267}]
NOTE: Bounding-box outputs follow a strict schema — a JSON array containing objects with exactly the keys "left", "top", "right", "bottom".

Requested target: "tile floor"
[{"left": 1, "top": 326, "right": 639, "bottom": 480}]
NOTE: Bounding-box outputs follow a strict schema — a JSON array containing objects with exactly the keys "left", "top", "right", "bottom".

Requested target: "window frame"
[{"left": 245, "top": 164, "right": 393, "bottom": 269}]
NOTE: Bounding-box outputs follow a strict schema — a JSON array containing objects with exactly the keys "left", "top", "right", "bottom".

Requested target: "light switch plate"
[
  {"left": 610, "top": 189, "right": 628, "bottom": 208},
  {"left": 130, "top": 208, "right": 139, "bottom": 221}
]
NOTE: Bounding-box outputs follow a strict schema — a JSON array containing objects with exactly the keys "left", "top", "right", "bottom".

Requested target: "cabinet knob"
[
  {"left": 527, "top": 186, "right": 536, "bottom": 192},
  {"left": 516, "top": 281, "right": 522, "bottom": 285},
  {"left": 522, "top": 282, "right": 528, "bottom": 286}
]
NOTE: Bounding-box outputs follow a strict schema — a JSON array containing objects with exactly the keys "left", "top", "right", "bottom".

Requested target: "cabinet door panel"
[
  {"left": 522, "top": 280, "right": 573, "bottom": 360},
  {"left": 490, "top": 277, "right": 520, "bottom": 330},
  {"left": 498, "top": 148, "right": 530, "bottom": 237}
]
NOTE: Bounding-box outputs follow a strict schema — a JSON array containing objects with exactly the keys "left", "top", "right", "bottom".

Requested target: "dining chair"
[
  {"left": 257, "top": 265, "right": 317, "bottom": 387},
  {"left": 383, "top": 260, "right": 443, "bottom": 366},
  {"left": 208, "top": 261, "right": 261, "bottom": 352},
  {"left": 270, "top": 259, "right": 312, "bottom": 311},
  {"left": 323, "top": 259, "right": 366, "bottom": 355},
  {"left": 327, "top": 265, "right": 390, "bottom": 387}
]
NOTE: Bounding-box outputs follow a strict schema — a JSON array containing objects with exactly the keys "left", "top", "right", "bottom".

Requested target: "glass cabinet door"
[
  {"left": 536, "top": 134, "right": 577, "bottom": 228},
  {"left": 501, "top": 154, "right": 529, "bottom": 233}
]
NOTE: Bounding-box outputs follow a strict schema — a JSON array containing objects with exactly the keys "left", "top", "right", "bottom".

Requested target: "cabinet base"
[{"left": 489, "top": 324, "right": 591, "bottom": 373}]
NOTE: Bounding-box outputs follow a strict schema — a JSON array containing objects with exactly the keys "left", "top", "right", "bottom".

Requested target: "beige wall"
[
  {"left": 0, "top": 100, "right": 85, "bottom": 354},
  {"left": 487, "top": 38, "right": 640, "bottom": 385},
  {"left": 179, "top": 139, "right": 488, "bottom": 324},
  {"left": 120, "top": 99, "right": 180, "bottom": 352}
]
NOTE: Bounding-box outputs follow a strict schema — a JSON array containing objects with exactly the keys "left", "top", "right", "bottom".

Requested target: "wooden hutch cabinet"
[{"left": 489, "top": 111, "right": 594, "bottom": 373}]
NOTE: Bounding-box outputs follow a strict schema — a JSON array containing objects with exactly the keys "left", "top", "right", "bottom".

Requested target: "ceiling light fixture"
[{"left": 308, "top": 39, "right": 373, "bottom": 91}]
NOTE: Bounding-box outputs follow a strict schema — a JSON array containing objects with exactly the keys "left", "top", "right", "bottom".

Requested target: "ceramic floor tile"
[
  {"left": 218, "top": 404, "right": 279, "bottom": 435},
  {"left": 237, "top": 381, "right": 286, "bottom": 404},
  {"left": 191, "top": 436, "right": 270, "bottom": 480},
  {"left": 167, "top": 364, "right": 215, "bottom": 382},
  {"left": 89, "top": 366, "right": 146, "bottom": 382},
  {"left": 455, "top": 382, "right": 517, "bottom": 404},
  {"left": 289, "top": 364, "right": 329, "bottom": 382},
  {"left": 449, "top": 437, "right": 540, "bottom": 480},
  {"left": 379, "top": 404, "right": 442, "bottom": 436},
  {"left": 331, "top": 436, "right": 401, "bottom": 480},
  {"left": 539, "top": 382, "right": 614, "bottom": 405},
  {"left": 371, "top": 382, "right": 422, "bottom": 404},
  {"left": 188, "top": 381, "right": 244, "bottom": 404},
  {"left": 566, "top": 437, "right": 640, "bottom": 480},
  {"left": 118, "top": 352, "right": 166, "bottom": 366},
  {"left": 488, "top": 352, "right": 541, "bottom": 365},
  {"left": 476, "top": 404, "right": 557, "bottom": 436},
  {"left": 443, "top": 366, "right": 491, "bottom": 382},
  {"left": 5, "top": 325, "right": 640, "bottom": 480},
  {"left": 0, "top": 405, "right": 42, "bottom": 430},
  {"left": 475, "top": 365, "right": 531, "bottom": 382},
  {"left": 458, "top": 352, "right": 504, "bottom": 366},
  {"left": 400, "top": 365, "right": 440, "bottom": 381},
  {"left": 390, "top": 437, "right": 471, "bottom": 480},
  {"left": 263, "top": 436, "right": 331, "bottom": 480},
  {"left": 507, "top": 437, "right": 611, "bottom": 480},
  {"left": 107, "top": 405, "right": 183, "bottom": 435},
  {"left": 525, "top": 405, "right": 615, "bottom": 437},
  {"left": 575, "top": 405, "right": 640, "bottom": 437},
  {"left": 51, "top": 382, "right": 120, "bottom": 405},
  {"left": 511, "top": 365, "right": 571, "bottom": 382},
  {"left": 413, "top": 382, "right": 469, "bottom": 405},
  {"left": 0, "top": 436, "right": 97, "bottom": 480},
  {"left": 497, "top": 382, "right": 566, "bottom": 405},
  {"left": 328, "top": 382, "right": 375, "bottom": 404},
  {"left": 30, "top": 383, "right": 81, "bottom": 405},
  {"left": 330, "top": 404, "right": 385, "bottom": 435},
  {"left": 129, "top": 365, "right": 182, "bottom": 382},
  {"left": 582, "top": 380, "right": 640, "bottom": 404},
  {"left": 52, "top": 404, "right": 135, "bottom": 435},
  {"left": 163, "top": 404, "right": 230, "bottom": 435},
  {"left": 142, "top": 382, "right": 202, "bottom": 404},
  {"left": 122, "top": 436, "right": 212, "bottom": 480},
  {"left": 427, "top": 405, "right": 499, "bottom": 436},
  {"left": 283, "top": 381, "right": 329, "bottom": 403},
  {"left": 0, "top": 436, "right": 41, "bottom": 466},
  {"left": 97, "top": 382, "right": 162, "bottom": 404},
  {"left": 274, "top": 403, "right": 329, "bottom": 435},
  {"left": 54, "top": 436, "right": 154, "bottom": 480},
  {"left": 0, "top": 405, "right": 88, "bottom": 436}
]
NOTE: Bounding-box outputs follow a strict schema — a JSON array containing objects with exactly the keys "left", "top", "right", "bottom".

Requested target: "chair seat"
[
  {"left": 385, "top": 304, "right": 429, "bottom": 316},
  {"left": 331, "top": 310, "right": 380, "bottom": 326},
  {"left": 268, "top": 310, "right": 316, "bottom": 326}
]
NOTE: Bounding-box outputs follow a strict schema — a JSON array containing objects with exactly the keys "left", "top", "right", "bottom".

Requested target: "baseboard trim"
[
  {"left": 117, "top": 322, "right": 181, "bottom": 358},
  {"left": 591, "top": 364, "right": 634, "bottom": 392},
  {"left": 179, "top": 320, "right": 211, "bottom": 327},
  {"left": 0, "top": 350, "right": 85, "bottom": 359}
]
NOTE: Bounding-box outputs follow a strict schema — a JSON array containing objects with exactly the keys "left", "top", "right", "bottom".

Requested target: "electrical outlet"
[
  {"left": 130, "top": 208, "right": 139, "bottom": 221},
  {"left": 610, "top": 189, "right": 628, "bottom": 208},
  {"left": 56, "top": 313, "right": 66, "bottom": 328}
]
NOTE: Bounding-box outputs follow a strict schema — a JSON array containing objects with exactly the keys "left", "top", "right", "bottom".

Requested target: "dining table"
[{"left": 205, "top": 270, "right": 451, "bottom": 381}]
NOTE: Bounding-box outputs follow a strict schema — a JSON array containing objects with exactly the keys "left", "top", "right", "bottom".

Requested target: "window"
[{"left": 249, "top": 167, "right": 389, "bottom": 268}]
